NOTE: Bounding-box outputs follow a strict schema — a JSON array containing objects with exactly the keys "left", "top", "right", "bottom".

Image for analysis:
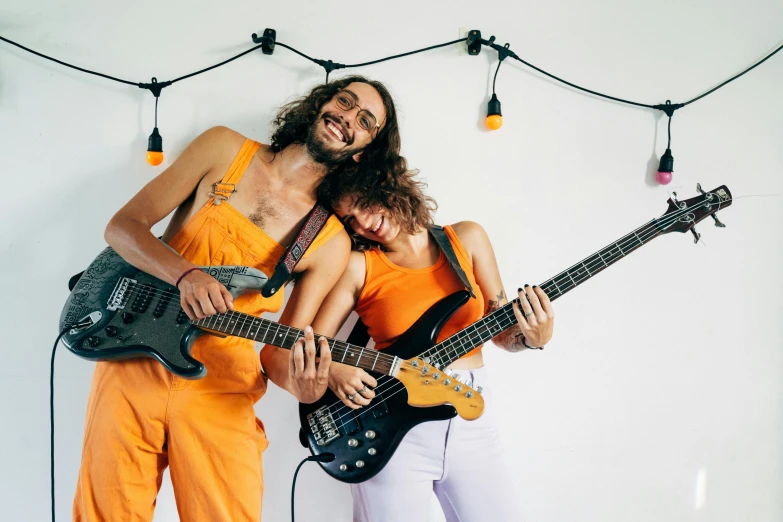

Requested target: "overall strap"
[
  {"left": 429, "top": 225, "right": 477, "bottom": 299},
  {"left": 208, "top": 139, "right": 261, "bottom": 205},
  {"left": 261, "top": 204, "right": 332, "bottom": 297}
]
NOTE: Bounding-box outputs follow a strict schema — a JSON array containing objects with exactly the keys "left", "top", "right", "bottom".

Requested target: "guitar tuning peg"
[
  {"left": 696, "top": 183, "right": 706, "bottom": 196},
  {"left": 711, "top": 214, "right": 727, "bottom": 228},
  {"left": 690, "top": 227, "right": 701, "bottom": 244}
]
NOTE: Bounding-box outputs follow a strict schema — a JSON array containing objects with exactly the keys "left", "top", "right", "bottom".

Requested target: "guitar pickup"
[
  {"left": 371, "top": 400, "right": 389, "bottom": 418},
  {"left": 341, "top": 412, "right": 361, "bottom": 435}
]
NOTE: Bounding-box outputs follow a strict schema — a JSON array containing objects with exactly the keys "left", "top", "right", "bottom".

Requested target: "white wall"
[{"left": 1, "top": 1, "right": 781, "bottom": 521}]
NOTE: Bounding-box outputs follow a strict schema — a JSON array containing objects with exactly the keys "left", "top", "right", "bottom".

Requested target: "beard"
[{"left": 305, "top": 116, "right": 363, "bottom": 168}]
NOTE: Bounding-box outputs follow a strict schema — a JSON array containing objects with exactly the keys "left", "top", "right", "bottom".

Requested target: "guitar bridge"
[
  {"left": 307, "top": 406, "right": 339, "bottom": 446},
  {"left": 107, "top": 277, "right": 135, "bottom": 311}
]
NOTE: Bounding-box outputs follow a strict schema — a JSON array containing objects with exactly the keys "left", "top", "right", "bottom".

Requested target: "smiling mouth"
[
  {"left": 370, "top": 216, "right": 384, "bottom": 234},
  {"left": 325, "top": 118, "right": 347, "bottom": 142}
]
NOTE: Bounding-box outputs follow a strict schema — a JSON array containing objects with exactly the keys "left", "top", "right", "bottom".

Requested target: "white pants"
[{"left": 351, "top": 366, "right": 523, "bottom": 522}]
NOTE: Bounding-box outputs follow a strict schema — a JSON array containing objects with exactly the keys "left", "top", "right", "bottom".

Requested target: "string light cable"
[{"left": 1, "top": 29, "right": 780, "bottom": 174}]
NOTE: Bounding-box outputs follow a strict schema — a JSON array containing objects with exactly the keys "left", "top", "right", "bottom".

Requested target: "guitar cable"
[
  {"left": 291, "top": 453, "right": 334, "bottom": 522},
  {"left": 50, "top": 318, "right": 95, "bottom": 522}
]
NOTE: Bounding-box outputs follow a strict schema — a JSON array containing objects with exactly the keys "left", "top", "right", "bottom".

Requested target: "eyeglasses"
[{"left": 334, "top": 90, "right": 381, "bottom": 134}]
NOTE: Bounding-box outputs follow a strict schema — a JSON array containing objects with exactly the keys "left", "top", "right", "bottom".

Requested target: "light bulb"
[
  {"left": 147, "top": 127, "right": 164, "bottom": 166},
  {"left": 146, "top": 151, "right": 164, "bottom": 166},
  {"left": 656, "top": 148, "right": 674, "bottom": 185},
  {"left": 486, "top": 93, "right": 503, "bottom": 131}
]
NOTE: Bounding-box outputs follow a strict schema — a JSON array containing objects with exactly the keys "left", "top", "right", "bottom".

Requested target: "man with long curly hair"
[{"left": 72, "top": 76, "right": 400, "bottom": 522}]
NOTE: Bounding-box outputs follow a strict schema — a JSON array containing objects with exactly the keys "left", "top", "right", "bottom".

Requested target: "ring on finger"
[
  {"left": 523, "top": 311, "right": 534, "bottom": 317},
  {"left": 347, "top": 393, "right": 356, "bottom": 401}
]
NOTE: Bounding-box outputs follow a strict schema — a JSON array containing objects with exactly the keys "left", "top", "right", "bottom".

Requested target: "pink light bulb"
[{"left": 656, "top": 170, "right": 673, "bottom": 185}]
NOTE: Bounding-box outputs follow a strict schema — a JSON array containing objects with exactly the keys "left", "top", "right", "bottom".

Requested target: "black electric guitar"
[
  {"left": 59, "top": 246, "right": 484, "bottom": 417},
  {"left": 298, "top": 184, "right": 732, "bottom": 483}
]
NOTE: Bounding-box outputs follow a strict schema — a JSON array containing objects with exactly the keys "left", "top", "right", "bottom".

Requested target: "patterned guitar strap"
[
  {"left": 261, "top": 203, "right": 332, "bottom": 298},
  {"left": 347, "top": 224, "right": 477, "bottom": 346}
]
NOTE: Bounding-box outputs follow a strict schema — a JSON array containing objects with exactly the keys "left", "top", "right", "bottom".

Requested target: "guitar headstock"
[{"left": 656, "top": 184, "right": 732, "bottom": 241}]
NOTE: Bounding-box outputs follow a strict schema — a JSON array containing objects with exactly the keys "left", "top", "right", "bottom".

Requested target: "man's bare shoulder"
[
  {"left": 195, "top": 126, "right": 254, "bottom": 159},
  {"left": 181, "top": 126, "right": 269, "bottom": 187}
]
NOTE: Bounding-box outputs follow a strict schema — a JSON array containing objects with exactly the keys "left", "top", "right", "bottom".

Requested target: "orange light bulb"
[
  {"left": 147, "top": 127, "right": 164, "bottom": 166},
  {"left": 486, "top": 114, "right": 503, "bottom": 130},
  {"left": 486, "top": 93, "right": 503, "bottom": 131},
  {"left": 146, "top": 151, "right": 164, "bottom": 166}
]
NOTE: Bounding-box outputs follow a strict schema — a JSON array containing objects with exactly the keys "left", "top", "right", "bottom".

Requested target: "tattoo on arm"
[
  {"left": 484, "top": 290, "right": 507, "bottom": 315},
  {"left": 485, "top": 289, "right": 527, "bottom": 352}
]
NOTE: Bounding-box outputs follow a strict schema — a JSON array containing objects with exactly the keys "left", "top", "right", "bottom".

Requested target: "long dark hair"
[{"left": 270, "top": 75, "right": 402, "bottom": 166}]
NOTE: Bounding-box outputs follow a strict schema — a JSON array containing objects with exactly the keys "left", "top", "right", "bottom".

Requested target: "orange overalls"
[{"left": 73, "top": 139, "right": 343, "bottom": 522}]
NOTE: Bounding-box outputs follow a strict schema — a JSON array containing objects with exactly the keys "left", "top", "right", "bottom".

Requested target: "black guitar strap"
[
  {"left": 346, "top": 224, "right": 477, "bottom": 347},
  {"left": 346, "top": 316, "right": 372, "bottom": 348},
  {"left": 261, "top": 203, "right": 332, "bottom": 298},
  {"left": 428, "top": 225, "right": 477, "bottom": 299}
]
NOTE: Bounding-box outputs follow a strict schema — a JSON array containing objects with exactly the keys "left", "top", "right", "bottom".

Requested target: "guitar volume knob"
[
  {"left": 121, "top": 312, "right": 134, "bottom": 324},
  {"left": 339, "top": 464, "right": 348, "bottom": 472},
  {"left": 364, "top": 430, "right": 376, "bottom": 440},
  {"left": 85, "top": 336, "right": 100, "bottom": 348},
  {"left": 104, "top": 325, "right": 118, "bottom": 337},
  {"left": 348, "top": 438, "right": 358, "bottom": 447},
  {"left": 368, "top": 448, "right": 377, "bottom": 456},
  {"left": 355, "top": 460, "right": 365, "bottom": 468}
]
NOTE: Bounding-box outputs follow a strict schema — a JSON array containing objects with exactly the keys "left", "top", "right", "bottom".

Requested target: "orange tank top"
[{"left": 355, "top": 226, "right": 485, "bottom": 359}]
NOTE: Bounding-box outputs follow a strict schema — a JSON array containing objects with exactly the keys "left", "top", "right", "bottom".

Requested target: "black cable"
[
  {"left": 667, "top": 112, "right": 672, "bottom": 149},
  {"left": 0, "top": 35, "right": 137, "bottom": 86},
  {"left": 682, "top": 41, "right": 783, "bottom": 106},
  {"left": 498, "top": 38, "right": 783, "bottom": 111},
  {"left": 50, "top": 327, "right": 71, "bottom": 522},
  {"left": 51, "top": 316, "right": 95, "bottom": 522},
  {"left": 1, "top": 31, "right": 781, "bottom": 116},
  {"left": 168, "top": 43, "right": 266, "bottom": 84},
  {"left": 276, "top": 42, "right": 319, "bottom": 63},
  {"left": 492, "top": 59, "right": 502, "bottom": 94},
  {"left": 291, "top": 453, "right": 334, "bottom": 522},
  {"left": 290, "top": 457, "right": 308, "bottom": 522},
  {"left": 504, "top": 50, "right": 656, "bottom": 109},
  {"left": 341, "top": 37, "right": 467, "bottom": 68}
]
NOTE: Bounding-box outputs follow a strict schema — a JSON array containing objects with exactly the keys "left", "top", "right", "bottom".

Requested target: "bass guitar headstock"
[{"left": 656, "top": 184, "right": 732, "bottom": 243}]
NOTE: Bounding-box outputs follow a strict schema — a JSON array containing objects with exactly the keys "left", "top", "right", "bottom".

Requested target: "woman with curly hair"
[{"left": 310, "top": 162, "right": 555, "bottom": 521}]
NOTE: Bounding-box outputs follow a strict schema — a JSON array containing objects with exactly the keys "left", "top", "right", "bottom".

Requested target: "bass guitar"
[{"left": 297, "top": 184, "right": 732, "bottom": 483}]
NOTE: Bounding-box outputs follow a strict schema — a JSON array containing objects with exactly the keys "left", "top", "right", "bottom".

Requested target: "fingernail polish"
[
  {"left": 517, "top": 287, "right": 522, "bottom": 292},
  {"left": 525, "top": 284, "right": 530, "bottom": 287},
  {"left": 533, "top": 285, "right": 538, "bottom": 288}
]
